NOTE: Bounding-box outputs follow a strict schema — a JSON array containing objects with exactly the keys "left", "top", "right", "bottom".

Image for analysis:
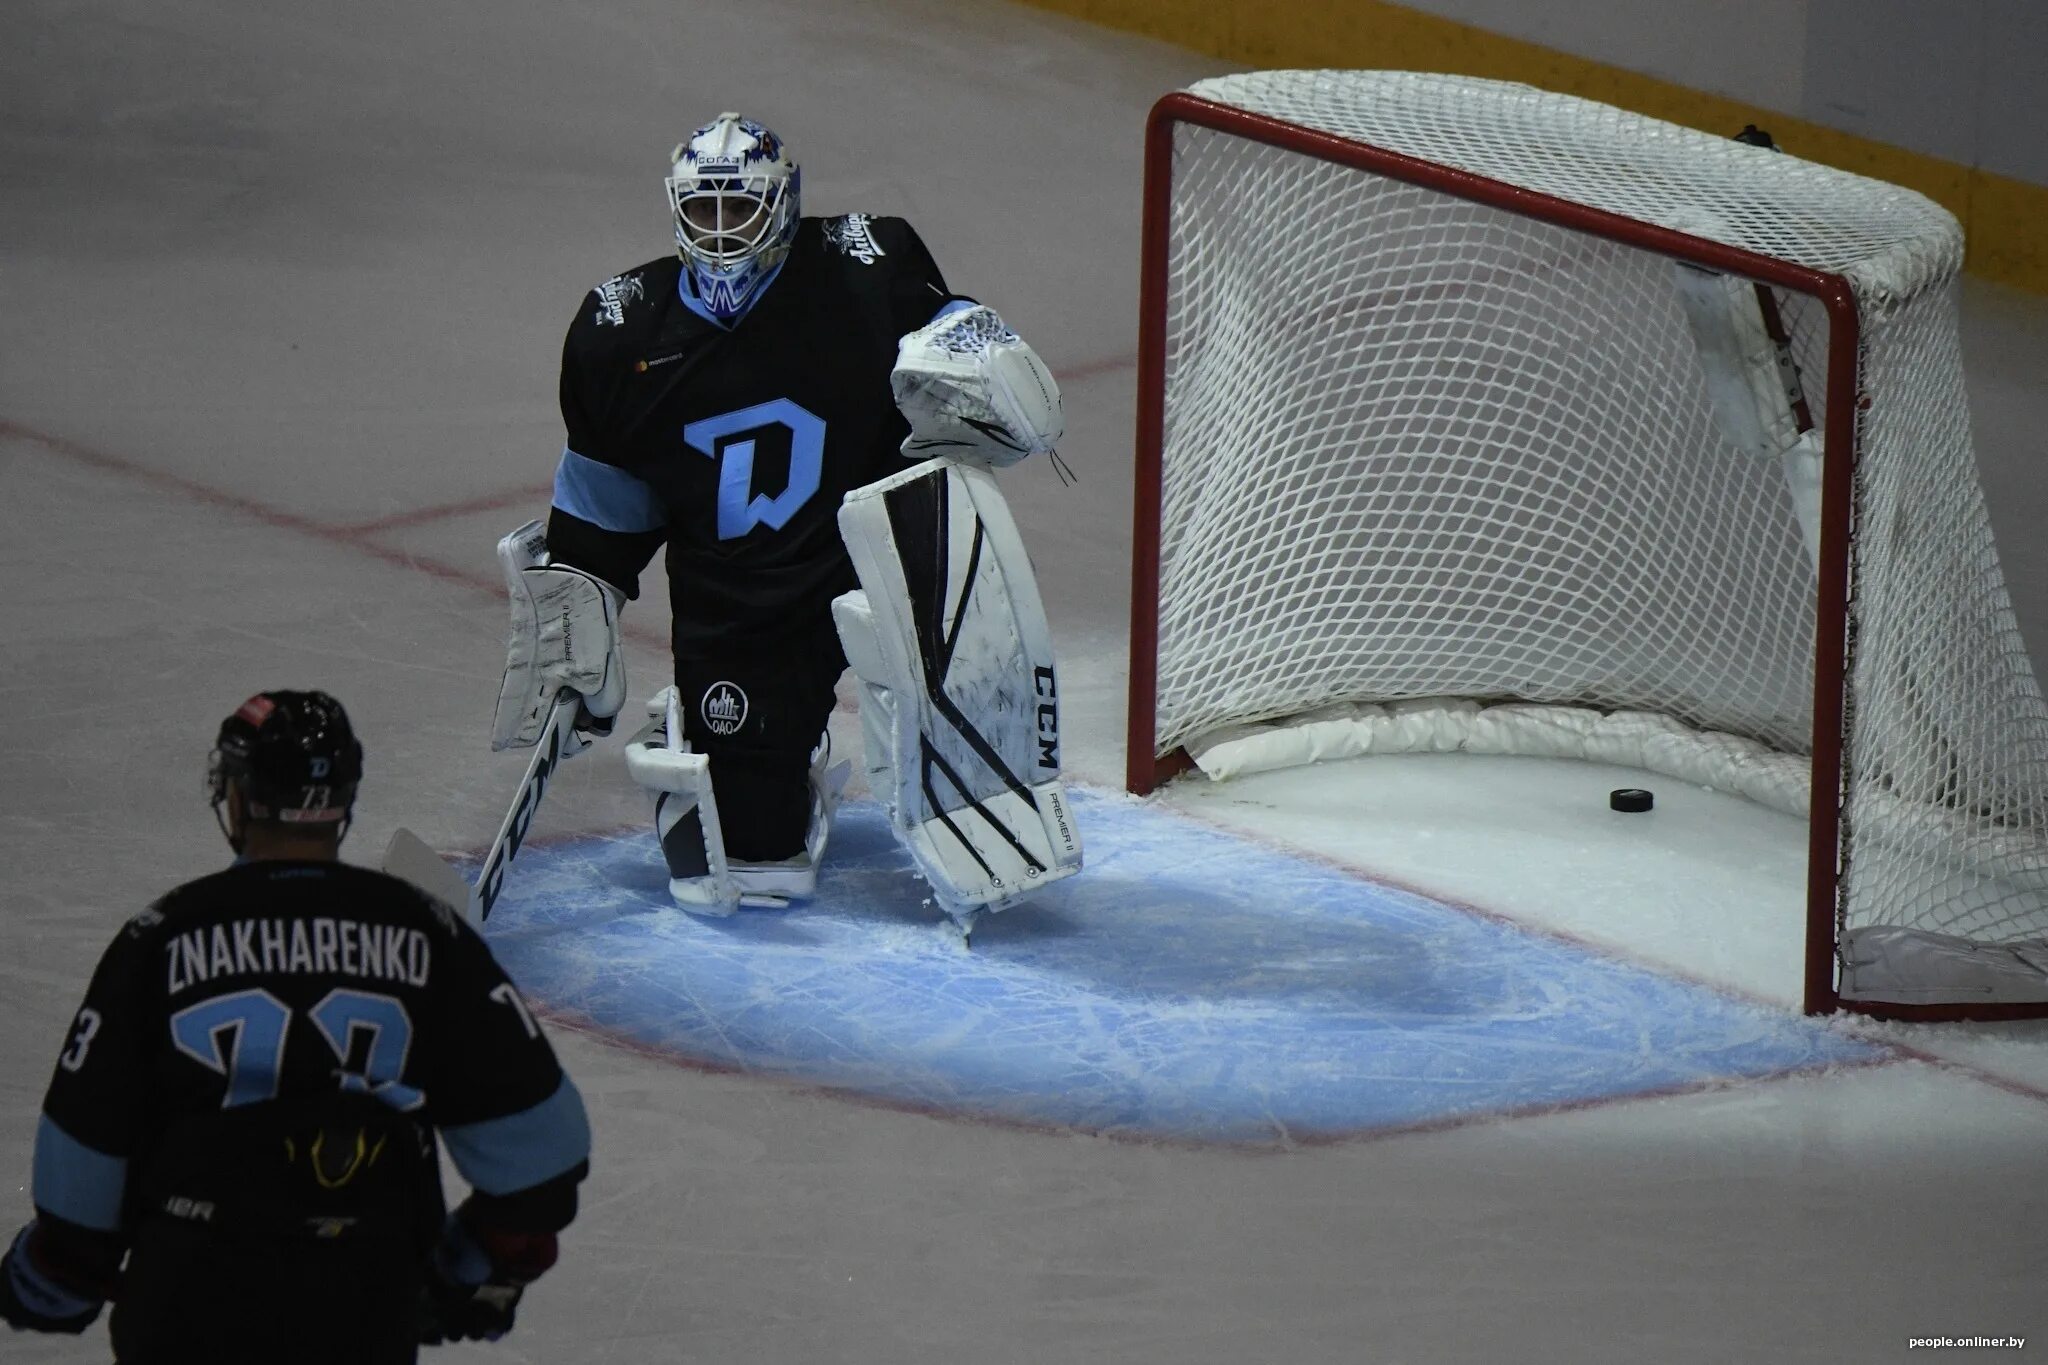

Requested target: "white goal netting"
[{"left": 1145, "top": 71, "right": 2048, "bottom": 1010}]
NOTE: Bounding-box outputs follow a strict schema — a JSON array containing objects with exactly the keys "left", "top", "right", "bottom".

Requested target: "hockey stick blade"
[
  {"left": 380, "top": 696, "right": 588, "bottom": 924},
  {"left": 381, "top": 826, "right": 474, "bottom": 914}
]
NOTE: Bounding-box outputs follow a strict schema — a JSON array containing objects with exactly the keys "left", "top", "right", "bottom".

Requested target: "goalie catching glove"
[
  {"left": 490, "top": 520, "right": 628, "bottom": 750},
  {"left": 892, "top": 304, "right": 1062, "bottom": 467}
]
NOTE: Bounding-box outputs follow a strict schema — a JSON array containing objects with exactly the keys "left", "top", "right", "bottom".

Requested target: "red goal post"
[{"left": 1126, "top": 72, "right": 2048, "bottom": 1020}]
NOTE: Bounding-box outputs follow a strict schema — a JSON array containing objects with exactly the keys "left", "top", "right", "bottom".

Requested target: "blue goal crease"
[{"left": 472, "top": 790, "right": 1881, "bottom": 1145}]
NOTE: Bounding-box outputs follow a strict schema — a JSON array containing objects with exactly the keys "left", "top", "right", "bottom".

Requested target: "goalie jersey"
[{"left": 548, "top": 214, "right": 961, "bottom": 654}]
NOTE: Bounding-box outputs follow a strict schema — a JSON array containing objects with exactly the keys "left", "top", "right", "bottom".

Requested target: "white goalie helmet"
[{"left": 667, "top": 112, "right": 800, "bottom": 323}]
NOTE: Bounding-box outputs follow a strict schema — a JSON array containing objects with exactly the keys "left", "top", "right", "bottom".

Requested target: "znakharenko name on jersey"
[{"left": 165, "top": 917, "right": 432, "bottom": 996}]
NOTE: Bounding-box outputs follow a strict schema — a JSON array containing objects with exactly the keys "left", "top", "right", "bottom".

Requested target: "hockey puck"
[{"left": 1609, "top": 788, "right": 1655, "bottom": 813}]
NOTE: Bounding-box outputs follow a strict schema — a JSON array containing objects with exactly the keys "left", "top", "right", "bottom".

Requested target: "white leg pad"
[
  {"left": 834, "top": 458, "right": 1083, "bottom": 923},
  {"left": 727, "top": 743, "right": 851, "bottom": 904},
  {"left": 625, "top": 688, "right": 738, "bottom": 916}
]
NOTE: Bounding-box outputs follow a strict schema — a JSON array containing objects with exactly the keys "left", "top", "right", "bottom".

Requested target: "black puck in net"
[{"left": 1609, "top": 788, "right": 1655, "bottom": 813}]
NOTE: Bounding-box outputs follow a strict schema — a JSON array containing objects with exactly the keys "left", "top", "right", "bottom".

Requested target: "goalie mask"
[
  {"left": 208, "top": 690, "right": 364, "bottom": 849},
  {"left": 667, "top": 112, "right": 800, "bottom": 323}
]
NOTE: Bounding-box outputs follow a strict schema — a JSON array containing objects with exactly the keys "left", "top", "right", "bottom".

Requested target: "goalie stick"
[
  {"left": 1731, "top": 129, "right": 1818, "bottom": 442},
  {"left": 1668, "top": 125, "right": 1826, "bottom": 574},
  {"left": 382, "top": 693, "right": 590, "bottom": 924}
]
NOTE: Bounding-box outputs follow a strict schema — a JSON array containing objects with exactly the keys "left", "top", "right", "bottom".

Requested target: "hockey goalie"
[{"left": 480, "top": 111, "right": 1081, "bottom": 930}]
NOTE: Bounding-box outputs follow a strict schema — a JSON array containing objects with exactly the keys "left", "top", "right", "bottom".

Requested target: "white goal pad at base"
[{"left": 1127, "top": 70, "right": 2048, "bottom": 1018}]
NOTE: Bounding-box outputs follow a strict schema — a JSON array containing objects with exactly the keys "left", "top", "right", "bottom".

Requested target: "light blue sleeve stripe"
[
  {"left": 552, "top": 448, "right": 666, "bottom": 533},
  {"left": 441, "top": 1075, "right": 592, "bottom": 1197},
  {"left": 32, "top": 1115, "right": 127, "bottom": 1232},
  {"left": 930, "top": 298, "right": 976, "bottom": 324}
]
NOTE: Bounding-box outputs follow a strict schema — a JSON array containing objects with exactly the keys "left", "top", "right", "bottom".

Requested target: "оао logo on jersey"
[{"left": 701, "top": 682, "right": 749, "bottom": 736}]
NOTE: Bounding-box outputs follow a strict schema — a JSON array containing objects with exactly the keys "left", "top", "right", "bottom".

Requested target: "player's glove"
[
  {"left": 892, "top": 304, "right": 1062, "bottom": 468},
  {"left": 490, "top": 521, "right": 629, "bottom": 752},
  {"left": 0, "top": 1223, "right": 105, "bottom": 1335},
  {"left": 416, "top": 1213, "right": 557, "bottom": 1346}
]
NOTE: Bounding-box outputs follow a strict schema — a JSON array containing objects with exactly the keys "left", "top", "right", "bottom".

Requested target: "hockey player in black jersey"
[
  {"left": 0, "top": 691, "right": 590, "bottom": 1362},
  {"left": 490, "top": 112, "right": 1081, "bottom": 924}
]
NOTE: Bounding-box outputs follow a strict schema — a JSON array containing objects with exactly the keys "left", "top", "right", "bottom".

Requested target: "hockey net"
[{"left": 1128, "top": 71, "right": 2048, "bottom": 1018}]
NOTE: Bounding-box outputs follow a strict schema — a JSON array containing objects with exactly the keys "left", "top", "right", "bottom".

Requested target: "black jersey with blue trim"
[
  {"left": 32, "top": 861, "right": 588, "bottom": 1255},
  {"left": 550, "top": 214, "right": 955, "bottom": 654}
]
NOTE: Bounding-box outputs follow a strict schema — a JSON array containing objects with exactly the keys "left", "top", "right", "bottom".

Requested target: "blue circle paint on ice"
[{"left": 475, "top": 790, "right": 1879, "bottom": 1145}]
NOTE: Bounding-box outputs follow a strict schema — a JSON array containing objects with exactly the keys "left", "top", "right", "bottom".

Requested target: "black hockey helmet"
[{"left": 208, "top": 690, "right": 364, "bottom": 845}]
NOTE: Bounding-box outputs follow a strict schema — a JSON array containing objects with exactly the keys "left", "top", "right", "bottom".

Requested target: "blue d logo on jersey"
[{"left": 683, "top": 399, "right": 827, "bottom": 540}]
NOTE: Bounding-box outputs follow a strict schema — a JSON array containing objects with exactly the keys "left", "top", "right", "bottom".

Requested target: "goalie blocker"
[{"left": 833, "top": 457, "right": 1082, "bottom": 925}]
